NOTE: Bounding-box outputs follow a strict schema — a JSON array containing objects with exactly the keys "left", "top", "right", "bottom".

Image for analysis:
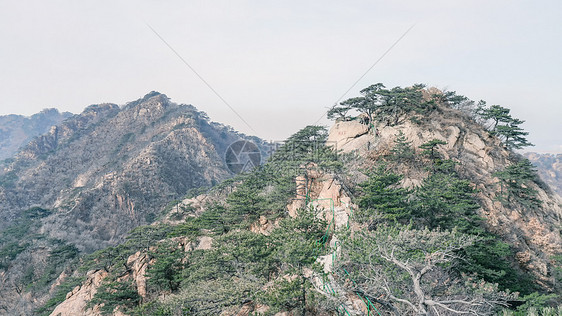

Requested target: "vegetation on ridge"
[{"left": 25, "top": 84, "right": 562, "bottom": 315}]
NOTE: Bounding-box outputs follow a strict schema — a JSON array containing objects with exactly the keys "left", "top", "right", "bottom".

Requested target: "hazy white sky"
[{"left": 0, "top": 0, "right": 560, "bottom": 152}]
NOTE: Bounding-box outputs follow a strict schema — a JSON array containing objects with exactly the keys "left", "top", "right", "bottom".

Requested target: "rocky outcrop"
[
  {"left": 50, "top": 250, "right": 152, "bottom": 316},
  {"left": 284, "top": 163, "right": 370, "bottom": 313},
  {"left": 326, "top": 120, "right": 370, "bottom": 152},
  {"left": 49, "top": 235, "right": 219, "bottom": 315},
  {"left": 125, "top": 252, "right": 150, "bottom": 299},
  {"left": 327, "top": 105, "right": 562, "bottom": 286},
  {"left": 50, "top": 269, "right": 108, "bottom": 316}
]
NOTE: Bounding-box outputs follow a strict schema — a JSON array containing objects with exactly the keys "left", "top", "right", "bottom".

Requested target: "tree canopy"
[{"left": 327, "top": 83, "right": 426, "bottom": 127}]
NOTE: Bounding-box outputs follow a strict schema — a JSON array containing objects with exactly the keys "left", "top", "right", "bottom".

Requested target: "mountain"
[
  {"left": 0, "top": 92, "right": 266, "bottom": 314},
  {"left": 0, "top": 109, "right": 73, "bottom": 160},
  {"left": 524, "top": 152, "right": 562, "bottom": 196},
  {"left": 39, "top": 85, "right": 562, "bottom": 315}
]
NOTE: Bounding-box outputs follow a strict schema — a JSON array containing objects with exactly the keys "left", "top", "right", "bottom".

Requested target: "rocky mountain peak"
[
  {"left": 123, "top": 91, "right": 169, "bottom": 110},
  {"left": 82, "top": 103, "right": 119, "bottom": 115},
  {"left": 327, "top": 98, "right": 562, "bottom": 285}
]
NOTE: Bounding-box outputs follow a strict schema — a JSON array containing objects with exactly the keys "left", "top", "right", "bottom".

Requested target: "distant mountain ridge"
[
  {"left": 0, "top": 92, "right": 263, "bottom": 248},
  {"left": 0, "top": 108, "right": 73, "bottom": 160},
  {"left": 0, "top": 92, "right": 266, "bottom": 314},
  {"left": 525, "top": 152, "right": 562, "bottom": 196}
]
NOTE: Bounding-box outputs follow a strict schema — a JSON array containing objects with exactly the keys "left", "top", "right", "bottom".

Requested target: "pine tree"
[
  {"left": 494, "top": 118, "right": 534, "bottom": 149},
  {"left": 477, "top": 104, "right": 533, "bottom": 149},
  {"left": 478, "top": 104, "right": 512, "bottom": 130},
  {"left": 146, "top": 241, "right": 185, "bottom": 292},
  {"left": 390, "top": 130, "right": 415, "bottom": 162},
  {"left": 358, "top": 165, "right": 411, "bottom": 222},
  {"left": 493, "top": 159, "right": 541, "bottom": 208},
  {"left": 326, "top": 83, "right": 426, "bottom": 127},
  {"left": 326, "top": 103, "right": 351, "bottom": 121},
  {"left": 412, "top": 172, "right": 481, "bottom": 231},
  {"left": 419, "top": 139, "right": 447, "bottom": 161}
]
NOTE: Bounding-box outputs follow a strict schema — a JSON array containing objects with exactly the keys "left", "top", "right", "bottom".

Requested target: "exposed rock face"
[
  {"left": 0, "top": 92, "right": 264, "bottom": 315},
  {"left": 49, "top": 235, "right": 217, "bottom": 315},
  {"left": 326, "top": 120, "right": 369, "bottom": 152},
  {"left": 50, "top": 269, "right": 108, "bottom": 316},
  {"left": 126, "top": 252, "right": 150, "bottom": 299},
  {"left": 0, "top": 92, "right": 259, "bottom": 248},
  {"left": 524, "top": 152, "right": 562, "bottom": 197},
  {"left": 328, "top": 106, "right": 562, "bottom": 285},
  {"left": 50, "top": 250, "right": 151, "bottom": 316},
  {"left": 0, "top": 108, "right": 73, "bottom": 161},
  {"left": 287, "top": 165, "right": 369, "bottom": 314}
]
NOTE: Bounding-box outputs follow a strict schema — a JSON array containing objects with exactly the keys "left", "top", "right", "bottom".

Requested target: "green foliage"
[
  {"left": 477, "top": 104, "right": 533, "bottom": 149},
  {"left": 256, "top": 278, "right": 311, "bottom": 315},
  {"left": 329, "top": 83, "right": 427, "bottom": 126},
  {"left": 419, "top": 138, "right": 447, "bottom": 161},
  {"left": 270, "top": 207, "right": 328, "bottom": 269},
  {"left": 478, "top": 104, "right": 512, "bottom": 130},
  {"left": 183, "top": 230, "right": 277, "bottom": 284},
  {"left": 166, "top": 217, "right": 203, "bottom": 239},
  {"left": 0, "top": 207, "right": 52, "bottom": 270},
  {"left": 130, "top": 301, "right": 175, "bottom": 316},
  {"left": 226, "top": 176, "right": 268, "bottom": 225},
  {"left": 355, "top": 160, "right": 535, "bottom": 294},
  {"left": 80, "top": 224, "right": 171, "bottom": 273},
  {"left": 158, "top": 278, "right": 256, "bottom": 315},
  {"left": 390, "top": 130, "right": 415, "bottom": 162},
  {"left": 210, "top": 125, "right": 341, "bottom": 234},
  {"left": 88, "top": 280, "right": 141, "bottom": 315},
  {"left": 500, "top": 305, "right": 562, "bottom": 316},
  {"left": 411, "top": 172, "right": 481, "bottom": 231},
  {"left": 336, "top": 225, "right": 508, "bottom": 315},
  {"left": 269, "top": 125, "right": 340, "bottom": 171},
  {"left": 162, "top": 199, "right": 182, "bottom": 216},
  {"left": 459, "top": 234, "right": 538, "bottom": 294},
  {"left": 184, "top": 186, "right": 209, "bottom": 199},
  {"left": 494, "top": 159, "right": 542, "bottom": 208},
  {"left": 0, "top": 170, "right": 18, "bottom": 188},
  {"left": 135, "top": 207, "right": 326, "bottom": 314},
  {"left": 327, "top": 103, "right": 352, "bottom": 121},
  {"left": 510, "top": 292, "right": 559, "bottom": 315},
  {"left": 23, "top": 206, "right": 52, "bottom": 219},
  {"left": 440, "top": 90, "right": 471, "bottom": 109},
  {"left": 494, "top": 118, "right": 533, "bottom": 149},
  {"left": 0, "top": 242, "right": 28, "bottom": 270},
  {"left": 31, "top": 242, "right": 79, "bottom": 292},
  {"left": 146, "top": 242, "right": 185, "bottom": 292},
  {"left": 193, "top": 204, "right": 231, "bottom": 234},
  {"left": 357, "top": 164, "right": 410, "bottom": 222},
  {"left": 553, "top": 255, "right": 562, "bottom": 290}
]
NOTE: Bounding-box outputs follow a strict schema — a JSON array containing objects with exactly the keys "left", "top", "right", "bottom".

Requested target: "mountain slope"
[
  {"left": 0, "top": 109, "right": 73, "bottom": 160},
  {"left": 524, "top": 152, "right": 562, "bottom": 197},
  {"left": 0, "top": 92, "right": 264, "bottom": 315},
  {"left": 43, "top": 86, "right": 562, "bottom": 315},
  {"left": 329, "top": 99, "right": 562, "bottom": 286}
]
